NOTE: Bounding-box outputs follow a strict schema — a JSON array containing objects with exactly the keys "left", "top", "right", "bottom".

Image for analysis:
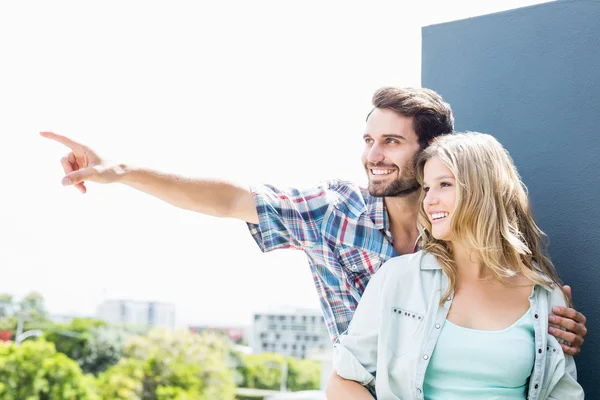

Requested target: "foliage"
[
  {"left": 0, "top": 294, "right": 14, "bottom": 318},
  {"left": 82, "top": 326, "right": 131, "bottom": 375},
  {"left": 44, "top": 318, "right": 106, "bottom": 371},
  {"left": 0, "top": 339, "right": 96, "bottom": 400},
  {"left": 237, "top": 353, "right": 284, "bottom": 390},
  {"left": 285, "top": 357, "right": 321, "bottom": 392},
  {"left": 237, "top": 353, "right": 321, "bottom": 392},
  {"left": 95, "top": 329, "right": 236, "bottom": 400},
  {"left": 94, "top": 358, "right": 144, "bottom": 399},
  {"left": 19, "top": 292, "right": 48, "bottom": 321},
  {"left": 0, "top": 292, "right": 321, "bottom": 398},
  {"left": 46, "top": 319, "right": 130, "bottom": 375}
]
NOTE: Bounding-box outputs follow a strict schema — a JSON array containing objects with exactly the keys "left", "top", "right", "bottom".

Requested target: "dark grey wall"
[{"left": 422, "top": 0, "right": 599, "bottom": 396}]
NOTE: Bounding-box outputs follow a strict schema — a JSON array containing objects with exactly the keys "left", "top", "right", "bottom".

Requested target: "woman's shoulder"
[
  {"left": 533, "top": 281, "right": 569, "bottom": 312},
  {"left": 375, "top": 250, "right": 441, "bottom": 281}
]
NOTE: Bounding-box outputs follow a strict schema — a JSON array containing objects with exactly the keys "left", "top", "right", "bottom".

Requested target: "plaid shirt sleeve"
[{"left": 246, "top": 182, "right": 333, "bottom": 252}]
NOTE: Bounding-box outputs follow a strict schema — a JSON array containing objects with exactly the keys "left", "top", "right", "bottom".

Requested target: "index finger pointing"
[{"left": 40, "top": 131, "right": 86, "bottom": 152}]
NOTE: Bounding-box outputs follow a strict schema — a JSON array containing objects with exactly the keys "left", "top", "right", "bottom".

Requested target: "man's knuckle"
[
  {"left": 565, "top": 320, "right": 577, "bottom": 331},
  {"left": 564, "top": 332, "right": 577, "bottom": 343}
]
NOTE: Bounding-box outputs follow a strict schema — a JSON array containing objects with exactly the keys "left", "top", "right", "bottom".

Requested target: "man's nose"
[{"left": 367, "top": 145, "right": 385, "bottom": 163}]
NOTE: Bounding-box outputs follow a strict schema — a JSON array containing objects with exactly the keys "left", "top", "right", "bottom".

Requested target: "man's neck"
[{"left": 384, "top": 191, "right": 420, "bottom": 254}]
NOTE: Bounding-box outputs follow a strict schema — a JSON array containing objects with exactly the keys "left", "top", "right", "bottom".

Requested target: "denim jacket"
[{"left": 333, "top": 251, "right": 584, "bottom": 399}]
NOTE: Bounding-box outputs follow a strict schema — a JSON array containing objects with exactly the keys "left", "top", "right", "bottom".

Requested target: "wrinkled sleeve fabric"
[{"left": 246, "top": 182, "right": 332, "bottom": 252}]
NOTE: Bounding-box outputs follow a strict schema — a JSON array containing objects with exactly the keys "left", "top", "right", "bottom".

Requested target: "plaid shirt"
[{"left": 247, "top": 179, "right": 412, "bottom": 342}]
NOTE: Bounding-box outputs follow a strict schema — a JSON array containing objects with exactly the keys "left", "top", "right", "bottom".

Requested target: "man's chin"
[{"left": 368, "top": 182, "right": 420, "bottom": 198}]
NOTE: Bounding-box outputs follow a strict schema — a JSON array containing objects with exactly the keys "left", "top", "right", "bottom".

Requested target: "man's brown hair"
[{"left": 368, "top": 87, "right": 454, "bottom": 149}]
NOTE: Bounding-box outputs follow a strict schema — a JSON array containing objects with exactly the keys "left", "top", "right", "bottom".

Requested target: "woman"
[{"left": 328, "top": 132, "right": 584, "bottom": 399}]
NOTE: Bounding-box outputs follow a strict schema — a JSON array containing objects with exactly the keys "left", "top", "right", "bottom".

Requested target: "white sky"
[{"left": 0, "top": 0, "right": 551, "bottom": 327}]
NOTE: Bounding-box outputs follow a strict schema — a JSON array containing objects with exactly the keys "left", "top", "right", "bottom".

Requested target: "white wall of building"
[{"left": 97, "top": 299, "right": 175, "bottom": 329}]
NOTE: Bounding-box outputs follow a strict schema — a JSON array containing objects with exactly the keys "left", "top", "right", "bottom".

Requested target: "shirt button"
[
  {"left": 351, "top": 264, "right": 357, "bottom": 271},
  {"left": 435, "top": 324, "right": 441, "bottom": 329},
  {"left": 423, "top": 354, "right": 429, "bottom": 360},
  {"left": 417, "top": 388, "right": 422, "bottom": 394}
]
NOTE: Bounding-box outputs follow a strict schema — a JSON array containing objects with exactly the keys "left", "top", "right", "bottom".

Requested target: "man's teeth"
[
  {"left": 371, "top": 169, "right": 395, "bottom": 175},
  {"left": 432, "top": 212, "right": 449, "bottom": 220}
]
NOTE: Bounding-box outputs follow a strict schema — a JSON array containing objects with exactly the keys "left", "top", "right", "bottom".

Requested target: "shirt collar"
[
  {"left": 420, "top": 252, "right": 442, "bottom": 270},
  {"left": 368, "top": 194, "right": 387, "bottom": 231},
  {"left": 420, "top": 253, "right": 556, "bottom": 292}
]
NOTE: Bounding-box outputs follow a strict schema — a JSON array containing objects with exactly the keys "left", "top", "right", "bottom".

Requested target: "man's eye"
[
  {"left": 364, "top": 138, "right": 373, "bottom": 144},
  {"left": 386, "top": 139, "right": 398, "bottom": 144}
]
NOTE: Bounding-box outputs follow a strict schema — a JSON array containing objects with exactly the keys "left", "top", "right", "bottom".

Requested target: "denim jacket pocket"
[{"left": 386, "top": 306, "right": 424, "bottom": 357}]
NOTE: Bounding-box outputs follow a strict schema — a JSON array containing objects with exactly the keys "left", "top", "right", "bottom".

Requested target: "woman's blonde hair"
[{"left": 415, "top": 132, "right": 569, "bottom": 305}]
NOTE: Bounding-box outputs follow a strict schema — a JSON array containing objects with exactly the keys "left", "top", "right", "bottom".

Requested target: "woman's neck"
[{"left": 450, "top": 240, "right": 489, "bottom": 281}]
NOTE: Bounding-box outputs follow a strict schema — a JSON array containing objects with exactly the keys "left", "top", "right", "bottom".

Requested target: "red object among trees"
[{"left": 0, "top": 330, "right": 12, "bottom": 342}]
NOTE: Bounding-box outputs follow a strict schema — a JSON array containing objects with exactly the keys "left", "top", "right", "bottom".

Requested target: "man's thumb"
[{"left": 62, "top": 168, "right": 95, "bottom": 186}]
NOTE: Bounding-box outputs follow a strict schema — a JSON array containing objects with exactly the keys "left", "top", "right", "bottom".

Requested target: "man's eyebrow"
[
  {"left": 362, "top": 133, "right": 407, "bottom": 140},
  {"left": 382, "top": 134, "right": 407, "bottom": 140}
]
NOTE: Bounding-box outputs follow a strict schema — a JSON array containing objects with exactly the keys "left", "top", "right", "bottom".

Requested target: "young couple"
[{"left": 42, "top": 87, "right": 586, "bottom": 398}]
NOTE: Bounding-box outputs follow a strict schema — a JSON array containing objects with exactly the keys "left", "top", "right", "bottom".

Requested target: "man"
[{"left": 41, "top": 87, "right": 587, "bottom": 353}]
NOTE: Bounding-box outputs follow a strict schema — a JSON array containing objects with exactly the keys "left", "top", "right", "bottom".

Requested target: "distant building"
[
  {"left": 251, "top": 308, "right": 330, "bottom": 359},
  {"left": 97, "top": 299, "right": 175, "bottom": 329}
]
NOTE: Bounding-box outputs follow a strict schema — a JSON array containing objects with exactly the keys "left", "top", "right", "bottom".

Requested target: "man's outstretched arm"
[{"left": 40, "top": 131, "right": 259, "bottom": 223}]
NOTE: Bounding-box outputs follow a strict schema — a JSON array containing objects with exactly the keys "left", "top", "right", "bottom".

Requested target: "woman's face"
[{"left": 422, "top": 156, "right": 457, "bottom": 241}]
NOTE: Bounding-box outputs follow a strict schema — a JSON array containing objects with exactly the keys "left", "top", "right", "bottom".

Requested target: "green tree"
[
  {"left": 237, "top": 353, "right": 285, "bottom": 390},
  {"left": 96, "top": 329, "right": 236, "bottom": 400},
  {"left": 286, "top": 357, "right": 321, "bottom": 392},
  {"left": 237, "top": 353, "right": 321, "bottom": 392},
  {"left": 44, "top": 318, "right": 105, "bottom": 370},
  {"left": 0, "top": 294, "right": 14, "bottom": 318},
  {"left": 0, "top": 339, "right": 96, "bottom": 400},
  {"left": 95, "top": 358, "right": 144, "bottom": 400},
  {"left": 82, "top": 326, "right": 131, "bottom": 375},
  {"left": 19, "top": 292, "right": 47, "bottom": 321},
  {"left": 45, "top": 318, "right": 129, "bottom": 375}
]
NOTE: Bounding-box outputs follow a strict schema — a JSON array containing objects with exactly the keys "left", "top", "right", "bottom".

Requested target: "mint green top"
[{"left": 423, "top": 309, "right": 535, "bottom": 399}]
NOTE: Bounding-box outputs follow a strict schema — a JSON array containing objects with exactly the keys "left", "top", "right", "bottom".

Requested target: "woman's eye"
[
  {"left": 441, "top": 182, "right": 452, "bottom": 188},
  {"left": 423, "top": 186, "right": 430, "bottom": 193}
]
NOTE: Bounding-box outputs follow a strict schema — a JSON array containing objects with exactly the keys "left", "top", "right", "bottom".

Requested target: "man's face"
[{"left": 362, "top": 108, "right": 422, "bottom": 197}]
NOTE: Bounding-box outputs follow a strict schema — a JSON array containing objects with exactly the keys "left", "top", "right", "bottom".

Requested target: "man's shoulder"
[
  {"left": 323, "top": 179, "right": 367, "bottom": 195},
  {"left": 323, "top": 179, "right": 376, "bottom": 218}
]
